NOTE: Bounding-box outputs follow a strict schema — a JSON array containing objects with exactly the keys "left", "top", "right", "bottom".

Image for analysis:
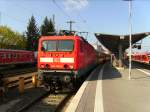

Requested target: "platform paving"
[
  {"left": 75, "top": 66, "right": 99, "bottom": 112},
  {"left": 103, "top": 63, "right": 150, "bottom": 112},
  {"left": 66, "top": 62, "right": 150, "bottom": 112}
]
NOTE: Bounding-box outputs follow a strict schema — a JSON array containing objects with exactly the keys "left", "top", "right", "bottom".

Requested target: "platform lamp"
[
  {"left": 128, "top": 0, "right": 132, "bottom": 80},
  {"left": 124, "top": 0, "right": 132, "bottom": 80}
]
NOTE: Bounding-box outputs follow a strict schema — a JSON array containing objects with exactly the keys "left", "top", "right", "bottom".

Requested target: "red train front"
[{"left": 37, "top": 35, "right": 97, "bottom": 90}]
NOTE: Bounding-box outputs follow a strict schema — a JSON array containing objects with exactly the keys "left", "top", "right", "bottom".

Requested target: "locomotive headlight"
[
  {"left": 45, "top": 64, "right": 50, "bottom": 68},
  {"left": 70, "top": 65, "right": 73, "bottom": 69},
  {"left": 64, "top": 64, "right": 69, "bottom": 69},
  {"left": 40, "top": 64, "right": 45, "bottom": 68}
]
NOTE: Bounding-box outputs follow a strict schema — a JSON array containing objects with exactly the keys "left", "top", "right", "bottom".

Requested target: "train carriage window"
[
  {"left": 14, "top": 54, "right": 17, "bottom": 58},
  {"left": 1, "top": 54, "right": 6, "bottom": 59},
  {"left": 8, "top": 54, "right": 11, "bottom": 59},
  {"left": 11, "top": 54, "right": 13, "bottom": 58},
  {"left": 58, "top": 40, "right": 74, "bottom": 51},
  {"left": 0, "top": 54, "right": 2, "bottom": 58},
  {"left": 42, "top": 40, "right": 74, "bottom": 52}
]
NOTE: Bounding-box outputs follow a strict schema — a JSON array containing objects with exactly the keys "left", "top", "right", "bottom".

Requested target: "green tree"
[
  {"left": 0, "top": 26, "right": 26, "bottom": 49},
  {"left": 26, "top": 15, "right": 39, "bottom": 51},
  {"left": 40, "top": 16, "right": 55, "bottom": 36}
]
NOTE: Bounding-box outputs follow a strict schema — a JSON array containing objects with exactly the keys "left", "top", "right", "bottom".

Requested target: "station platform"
[{"left": 66, "top": 62, "right": 150, "bottom": 112}]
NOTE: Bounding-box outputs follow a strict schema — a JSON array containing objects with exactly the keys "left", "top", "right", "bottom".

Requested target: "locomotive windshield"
[
  {"left": 58, "top": 40, "right": 74, "bottom": 51},
  {"left": 42, "top": 40, "right": 57, "bottom": 51},
  {"left": 42, "top": 40, "right": 74, "bottom": 52}
]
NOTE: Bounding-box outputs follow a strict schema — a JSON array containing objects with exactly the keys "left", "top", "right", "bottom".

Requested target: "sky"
[{"left": 0, "top": 0, "right": 150, "bottom": 52}]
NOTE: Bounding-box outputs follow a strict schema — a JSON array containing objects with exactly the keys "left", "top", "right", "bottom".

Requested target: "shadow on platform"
[
  {"left": 87, "top": 63, "right": 122, "bottom": 82},
  {"left": 102, "top": 64, "right": 122, "bottom": 80},
  {"left": 132, "top": 75, "right": 150, "bottom": 80}
]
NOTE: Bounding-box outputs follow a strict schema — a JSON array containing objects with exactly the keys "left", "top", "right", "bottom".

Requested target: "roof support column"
[{"left": 118, "top": 43, "right": 123, "bottom": 67}]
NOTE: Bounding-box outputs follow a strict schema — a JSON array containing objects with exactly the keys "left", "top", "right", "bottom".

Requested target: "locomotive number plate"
[{"left": 53, "top": 58, "right": 60, "bottom": 62}]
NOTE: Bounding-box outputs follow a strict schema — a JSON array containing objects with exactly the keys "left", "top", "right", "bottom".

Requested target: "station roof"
[{"left": 95, "top": 32, "right": 150, "bottom": 53}]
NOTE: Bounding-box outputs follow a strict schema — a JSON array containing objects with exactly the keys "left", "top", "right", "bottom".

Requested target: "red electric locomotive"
[
  {"left": 0, "top": 49, "right": 35, "bottom": 66},
  {"left": 37, "top": 34, "right": 97, "bottom": 90}
]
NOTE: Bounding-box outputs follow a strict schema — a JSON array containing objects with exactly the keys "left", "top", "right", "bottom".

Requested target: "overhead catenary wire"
[
  {"left": 52, "top": 0, "right": 72, "bottom": 20},
  {"left": 52, "top": 0, "right": 91, "bottom": 30},
  {"left": 52, "top": 0, "right": 95, "bottom": 42},
  {"left": 52, "top": 0, "right": 87, "bottom": 36},
  {"left": 0, "top": 2, "right": 35, "bottom": 26},
  {"left": 2, "top": 12, "right": 26, "bottom": 25}
]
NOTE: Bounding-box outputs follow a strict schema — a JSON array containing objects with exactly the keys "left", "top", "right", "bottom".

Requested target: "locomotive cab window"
[
  {"left": 42, "top": 40, "right": 57, "bottom": 51},
  {"left": 58, "top": 40, "right": 74, "bottom": 52},
  {"left": 42, "top": 40, "right": 74, "bottom": 52}
]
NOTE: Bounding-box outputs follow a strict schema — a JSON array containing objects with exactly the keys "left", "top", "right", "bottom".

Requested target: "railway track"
[
  {"left": 9, "top": 90, "right": 74, "bottom": 112},
  {"left": 1, "top": 66, "right": 96, "bottom": 112},
  {"left": 1, "top": 72, "right": 76, "bottom": 112}
]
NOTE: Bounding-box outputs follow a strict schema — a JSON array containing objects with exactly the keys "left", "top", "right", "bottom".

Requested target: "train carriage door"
[
  {"left": 10, "top": 52, "right": 13, "bottom": 63},
  {"left": 2, "top": 53, "right": 5, "bottom": 64},
  {"left": 17, "top": 53, "right": 20, "bottom": 63},
  {"left": 20, "top": 53, "right": 24, "bottom": 62},
  {"left": 1, "top": 53, "right": 6, "bottom": 65},
  {"left": 23, "top": 53, "right": 27, "bottom": 62},
  {"left": 5, "top": 53, "right": 9, "bottom": 64},
  {"left": 15, "top": 53, "right": 17, "bottom": 63},
  {"left": 26, "top": 53, "right": 30, "bottom": 63},
  {"left": 7, "top": 53, "right": 11, "bottom": 64},
  {"left": 13, "top": 52, "right": 17, "bottom": 64}
]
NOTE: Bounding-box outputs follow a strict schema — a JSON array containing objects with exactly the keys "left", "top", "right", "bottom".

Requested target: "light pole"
[{"left": 128, "top": 0, "right": 132, "bottom": 80}]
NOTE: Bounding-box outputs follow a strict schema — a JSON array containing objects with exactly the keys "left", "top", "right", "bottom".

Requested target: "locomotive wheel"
[
  {"left": 43, "top": 83, "right": 55, "bottom": 93},
  {"left": 50, "top": 86, "right": 55, "bottom": 93},
  {"left": 44, "top": 84, "right": 51, "bottom": 91}
]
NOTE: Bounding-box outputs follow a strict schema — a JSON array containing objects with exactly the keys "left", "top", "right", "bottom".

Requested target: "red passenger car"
[
  {"left": 132, "top": 52, "right": 150, "bottom": 64},
  {"left": 37, "top": 35, "right": 97, "bottom": 90},
  {"left": 0, "top": 49, "right": 35, "bottom": 66}
]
